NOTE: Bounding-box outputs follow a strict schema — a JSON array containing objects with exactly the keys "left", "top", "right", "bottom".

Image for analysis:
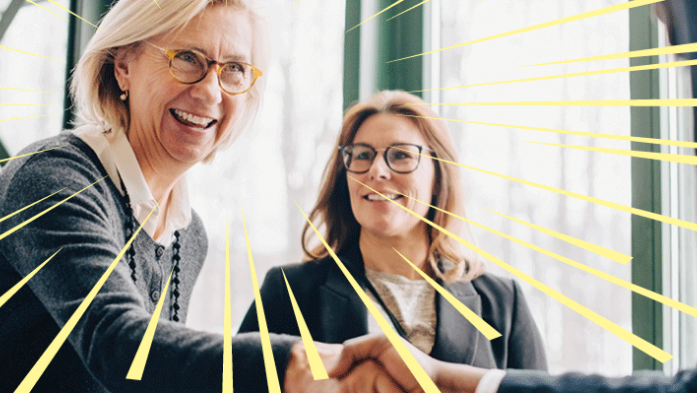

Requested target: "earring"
[{"left": 120, "top": 90, "right": 129, "bottom": 101}]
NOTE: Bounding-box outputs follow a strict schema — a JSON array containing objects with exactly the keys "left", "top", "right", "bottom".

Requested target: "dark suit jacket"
[
  {"left": 239, "top": 246, "right": 548, "bottom": 370},
  {"left": 499, "top": 368, "right": 697, "bottom": 392}
]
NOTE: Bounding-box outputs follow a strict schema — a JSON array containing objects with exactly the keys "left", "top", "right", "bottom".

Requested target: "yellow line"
[
  {"left": 293, "top": 0, "right": 300, "bottom": 8},
  {"left": 392, "top": 249, "right": 501, "bottom": 340},
  {"left": 14, "top": 202, "right": 158, "bottom": 392},
  {"left": 387, "top": 0, "right": 664, "bottom": 63},
  {"left": 0, "top": 114, "right": 58, "bottom": 122},
  {"left": 411, "top": 99, "right": 697, "bottom": 107},
  {"left": 0, "top": 187, "right": 66, "bottom": 224},
  {"left": 295, "top": 200, "right": 441, "bottom": 393},
  {"left": 281, "top": 269, "right": 329, "bottom": 380},
  {"left": 241, "top": 206, "right": 281, "bottom": 393},
  {"left": 425, "top": 154, "right": 697, "bottom": 232},
  {"left": 346, "top": 0, "right": 405, "bottom": 33},
  {"left": 351, "top": 178, "right": 672, "bottom": 363},
  {"left": 0, "top": 87, "right": 56, "bottom": 94},
  {"left": 46, "top": 0, "right": 99, "bottom": 29},
  {"left": 525, "top": 42, "right": 697, "bottom": 67},
  {"left": 525, "top": 141, "right": 697, "bottom": 166},
  {"left": 386, "top": 0, "right": 430, "bottom": 21},
  {"left": 411, "top": 59, "right": 697, "bottom": 93},
  {"left": 0, "top": 46, "right": 66, "bottom": 62},
  {"left": 394, "top": 191, "right": 697, "bottom": 321},
  {"left": 0, "top": 249, "right": 61, "bottom": 309},
  {"left": 126, "top": 268, "right": 175, "bottom": 380},
  {"left": 24, "top": 0, "right": 66, "bottom": 19},
  {"left": 153, "top": 0, "right": 161, "bottom": 9},
  {"left": 481, "top": 207, "right": 632, "bottom": 264},
  {"left": 0, "top": 145, "right": 67, "bottom": 164},
  {"left": 223, "top": 210, "right": 233, "bottom": 392},
  {"left": 0, "top": 104, "right": 55, "bottom": 107},
  {"left": 0, "top": 177, "right": 106, "bottom": 243},
  {"left": 405, "top": 115, "right": 697, "bottom": 149}
]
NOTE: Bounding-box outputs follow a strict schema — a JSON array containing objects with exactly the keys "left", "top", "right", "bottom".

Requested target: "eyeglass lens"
[
  {"left": 170, "top": 50, "right": 255, "bottom": 94},
  {"left": 342, "top": 144, "right": 422, "bottom": 173}
]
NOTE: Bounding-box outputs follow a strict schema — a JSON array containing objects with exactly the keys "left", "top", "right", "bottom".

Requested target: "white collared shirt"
[{"left": 72, "top": 125, "right": 192, "bottom": 245}]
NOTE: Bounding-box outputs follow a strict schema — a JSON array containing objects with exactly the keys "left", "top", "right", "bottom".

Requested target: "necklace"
[{"left": 120, "top": 178, "right": 182, "bottom": 322}]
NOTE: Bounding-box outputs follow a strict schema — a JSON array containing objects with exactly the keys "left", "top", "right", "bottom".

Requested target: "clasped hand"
[
  {"left": 284, "top": 334, "right": 487, "bottom": 393},
  {"left": 283, "top": 334, "right": 429, "bottom": 393}
]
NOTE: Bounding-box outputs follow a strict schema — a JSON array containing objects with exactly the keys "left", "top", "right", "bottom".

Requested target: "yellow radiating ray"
[
  {"left": 0, "top": 145, "right": 67, "bottom": 164},
  {"left": 412, "top": 152, "right": 697, "bottom": 233},
  {"left": 525, "top": 42, "right": 697, "bottom": 67},
  {"left": 240, "top": 207, "right": 281, "bottom": 393},
  {"left": 24, "top": 0, "right": 66, "bottom": 19},
  {"left": 295, "top": 200, "right": 441, "bottom": 393},
  {"left": 346, "top": 0, "right": 404, "bottom": 33},
  {"left": 0, "top": 187, "right": 66, "bottom": 224},
  {"left": 386, "top": 0, "right": 430, "bottom": 21},
  {"left": 281, "top": 269, "right": 329, "bottom": 380},
  {"left": 405, "top": 115, "right": 697, "bottom": 149},
  {"left": 411, "top": 99, "right": 697, "bottom": 107},
  {"left": 126, "top": 268, "right": 175, "bottom": 380},
  {"left": 0, "top": 45, "right": 66, "bottom": 62},
  {"left": 0, "top": 87, "right": 56, "bottom": 94},
  {"left": 293, "top": 0, "right": 300, "bottom": 8},
  {"left": 0, "top": 177, "right": 105, "bottom": 243},
  {"left": 411, "top": 59, "right": 697, "bottom": 93},
  {"left": 387, "top": 0, "right": 664, "bottom": 63},
  {"left": 0, "top": 249, "right": 61, "bottom": 309},
  {"left": 391, "top": 249, "right": 501, "bottom": 340},
  {"left": 0, "top": 114, "right": 58, "bottom": 123},
  {"left": 0, "top": 104, "right": 55, "bottom": 107},
  {"left": 153, "top": 0, "right": 161, "bottom": 9},
  {"left": 525, "top": 141, "right": 697, "bottom": 166},
  {"left": 46, "top": 0, "right": 99, "bottom": 29},
  {"left": 14, "top": 203, "right": 157, "bottom": 392},
  {"left": 351, "top": 179, "right": 672, "bottom": 363},
  {"left": 393, "top": 191, "right": 697, "bottom": 320},
  {"left": 223, "top": 210, "right": 233, "bottom": 392},
  {"left": 481, "top": 207, "right": 632, "bottom": 264}
]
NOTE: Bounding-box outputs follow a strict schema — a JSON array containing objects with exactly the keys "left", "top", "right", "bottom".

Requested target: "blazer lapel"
[
  {"left": 430, "top": 280, "right": 484, "bottom": 365},
  {"left": 317, "top": 248, "right": 368, "bottom": 343}
]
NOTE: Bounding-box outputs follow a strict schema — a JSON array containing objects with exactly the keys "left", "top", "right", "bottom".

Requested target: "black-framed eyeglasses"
[
  {"left": 146, "top": 42, "right": 263, "bottom": 96},
  {"left": 338, "top": 143, "right": 431, "bottom": 174}
]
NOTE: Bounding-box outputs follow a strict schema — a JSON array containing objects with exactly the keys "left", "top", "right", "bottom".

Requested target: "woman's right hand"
[{"left": 284, "top": 340, "right": 410, "bottom": 392}]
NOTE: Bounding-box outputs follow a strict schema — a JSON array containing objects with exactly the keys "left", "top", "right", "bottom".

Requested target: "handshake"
[{"left": 284, "top": 334, "right": 487, "bottom": 393}]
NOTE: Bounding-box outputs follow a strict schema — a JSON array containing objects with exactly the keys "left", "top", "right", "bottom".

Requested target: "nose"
[
  {"left": 367, "top": 153, "right": 391, "bottom": 180},
  {"left": 189, "top": 66, "right": 222, "bottom": 105}
]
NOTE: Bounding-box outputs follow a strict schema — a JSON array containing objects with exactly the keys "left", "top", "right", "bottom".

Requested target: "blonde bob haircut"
[
  {"left": 70, "top": 0, "right": 268, "bottom": 162},
  {"left": 302, "top": 90, "right": 485, "bottom": 283}
]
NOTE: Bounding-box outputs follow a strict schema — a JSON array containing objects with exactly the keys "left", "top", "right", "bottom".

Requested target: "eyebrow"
[{"left": 175, "top": 45, "right": 249, "bottom": 63}]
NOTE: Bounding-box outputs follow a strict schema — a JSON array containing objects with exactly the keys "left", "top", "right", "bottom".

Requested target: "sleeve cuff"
[{"left": 474, "top": 369, "right": 507, "bottom": 393}]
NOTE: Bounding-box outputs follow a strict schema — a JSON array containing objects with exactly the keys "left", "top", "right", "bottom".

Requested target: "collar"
[{"left": 72, "top": 125, "right": 192, "bottom": 245}]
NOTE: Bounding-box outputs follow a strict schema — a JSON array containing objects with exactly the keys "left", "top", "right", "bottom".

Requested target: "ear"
[{"left": 113, "top": 47, "right": 134, "bottom": 92}]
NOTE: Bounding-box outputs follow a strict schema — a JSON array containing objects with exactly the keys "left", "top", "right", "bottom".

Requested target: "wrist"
[{"left": 433, "top": 361, "right": 486, "bottom": 393}]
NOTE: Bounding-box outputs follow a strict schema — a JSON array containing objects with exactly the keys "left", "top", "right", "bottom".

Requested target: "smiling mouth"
[
  {"left": 170, "top": 108, "right": 217, "bottom": 129},
  {"left": 364, "top": 193, "right": 402, "bottom": 201}
]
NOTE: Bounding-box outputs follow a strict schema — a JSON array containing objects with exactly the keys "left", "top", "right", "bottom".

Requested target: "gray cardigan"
[{"left": 0, "top": 133, "right": 298, "bottom": 392}]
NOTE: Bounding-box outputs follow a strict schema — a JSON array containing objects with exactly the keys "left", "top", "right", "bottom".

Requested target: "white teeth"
[
  {"left": 366, "top": 193, "right": 399, "bottom": 201},
  {"left": 173, "top": 109, "right": 215, "bottom": 127}
]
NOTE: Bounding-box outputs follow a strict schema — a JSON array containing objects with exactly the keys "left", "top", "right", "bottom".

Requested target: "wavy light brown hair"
[{"left": 302, "top": 91, "right": 484, "bottom": 283}]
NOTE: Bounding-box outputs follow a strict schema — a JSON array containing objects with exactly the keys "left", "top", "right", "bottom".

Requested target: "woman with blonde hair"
[
  {"left": 0, "top": 1, "right": 400, "bottom": 392},
  {"left": 240, "top": 90, "right": 548, "bottom": 371}
]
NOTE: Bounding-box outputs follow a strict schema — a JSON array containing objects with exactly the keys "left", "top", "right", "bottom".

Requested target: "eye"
[
  {"left": 222, "top": 62, "right": 247, "bottom": 74},
  {"left": 177, "top": 51, "right": 200, "bottom": 64}
]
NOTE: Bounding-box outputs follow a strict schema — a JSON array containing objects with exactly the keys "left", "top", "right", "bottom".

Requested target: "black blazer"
[
  {"left": 239, "top": 246, "right": 548, "bottom": 370},
  {"left": 499, "top": 368, "right": 697, "bottom": 393}
]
